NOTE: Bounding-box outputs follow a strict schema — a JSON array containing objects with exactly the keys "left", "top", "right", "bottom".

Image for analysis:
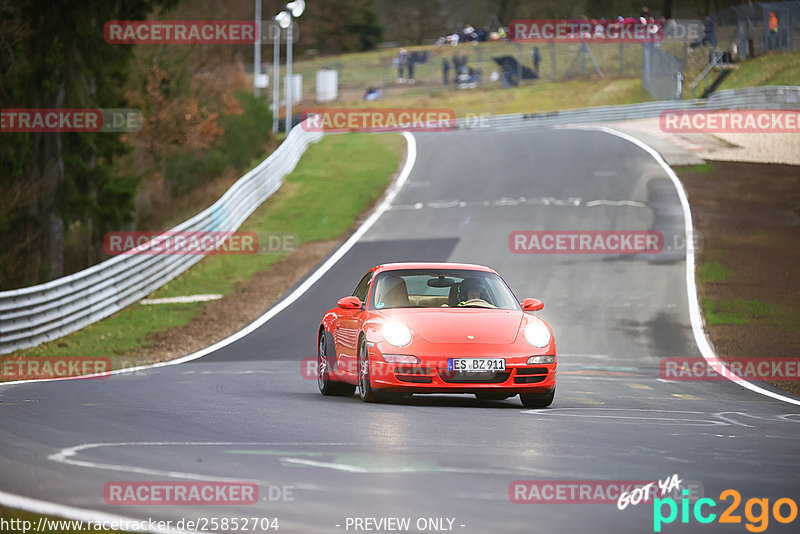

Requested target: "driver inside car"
[{"left": 458, "top": 277, "right": 492, "bottom": 306}]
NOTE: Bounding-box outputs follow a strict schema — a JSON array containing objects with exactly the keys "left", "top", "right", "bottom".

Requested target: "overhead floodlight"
[
  {"left": 286, "top": 0, "right": 305, "bottom": 17},
  {"left": 275, "top": 10, "right": 291, "bottom": 28}
]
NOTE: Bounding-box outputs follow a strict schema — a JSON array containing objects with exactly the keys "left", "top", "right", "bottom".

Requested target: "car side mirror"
[
  {"left": 521, "top": 298, "right": 544, "bottom": 311},
  {"left": 338, "top": 296, "right": 363, "bottom": 309}
]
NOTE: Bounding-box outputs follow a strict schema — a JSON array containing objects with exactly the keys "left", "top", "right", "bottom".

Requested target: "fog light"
[
  {"left": 381, "top": 354, "right": 420, "bottom": 364},
  {"left": 527, "top": 355, "right": 555, "bottom": 364}
]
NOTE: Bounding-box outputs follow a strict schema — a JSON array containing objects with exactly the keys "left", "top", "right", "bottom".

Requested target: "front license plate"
[{"left": 447, "top": 358, "right": 506, "bottom": 372}]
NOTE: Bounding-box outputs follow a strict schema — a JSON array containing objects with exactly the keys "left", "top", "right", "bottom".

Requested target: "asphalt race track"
[{"left": 2, "top": 128, "right": 800, "bottom": 533}]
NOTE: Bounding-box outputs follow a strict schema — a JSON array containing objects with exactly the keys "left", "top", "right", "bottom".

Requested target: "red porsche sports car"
[{"left": 316, "top": 262, "right": 556, "bottom": 407}]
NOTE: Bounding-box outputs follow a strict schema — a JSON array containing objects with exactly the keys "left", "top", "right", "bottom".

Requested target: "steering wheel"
[{"left": 457, "top": 298, "right": 496, "bottom": 308}]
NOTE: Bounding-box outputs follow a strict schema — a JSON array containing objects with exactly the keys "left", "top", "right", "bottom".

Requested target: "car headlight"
[
  {"left": 524, "top": 322, "right": 551, "bottom": 348},
  {"left": 527, "top": 355, "right": 555, "bottom": 364},
  {"left": 381, "top": 321, "right": 412, "bottom": 347}
]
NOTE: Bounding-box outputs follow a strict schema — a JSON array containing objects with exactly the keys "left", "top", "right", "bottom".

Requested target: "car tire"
[
  {"left": 318, "top": 332, "right": 356, "bottom": 397},
  {"left": 519, "top": 388, "right": 555, "bottom": 408},
  {"left": 357, "top": 337, "right": 388, "bottom": 403}
]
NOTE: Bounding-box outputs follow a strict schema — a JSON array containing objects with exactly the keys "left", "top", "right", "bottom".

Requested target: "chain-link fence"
[
  {"left": 261, "top": 3, "right": 798, "bottom": 108},
  {"left": 641, "top": 2, "right": 800, "bottom": 101},
  {"left": 272, "top": 40, "right": 652, "bottom": 106},
  {"left": 642, "top": 43, "right": 684, "bottom": 100},
  {"left": 725, "top": 1, "right": 800, "bottom": 60}
]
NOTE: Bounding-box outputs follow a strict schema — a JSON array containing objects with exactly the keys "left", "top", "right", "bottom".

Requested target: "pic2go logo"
[{"left": 654, "top": 489, "right": 799, "bottom": 532}]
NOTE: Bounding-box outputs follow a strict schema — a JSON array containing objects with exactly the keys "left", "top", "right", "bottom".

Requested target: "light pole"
[
  {"left": 285, "top": 18, "right": 293, "bottom": 133},
  {"left": 273, "top": 11, "right": 291, "bottom": 134},
  {"left": 283, "top": 0, "right": 305, "bottom": 133},
  {"left": 253, "top": 0, "right": 261, "bottom": 97}
]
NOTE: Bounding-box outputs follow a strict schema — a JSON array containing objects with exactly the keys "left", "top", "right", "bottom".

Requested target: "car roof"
[{"left": 374, "top": 262, "right": 496, "bottom": 274}]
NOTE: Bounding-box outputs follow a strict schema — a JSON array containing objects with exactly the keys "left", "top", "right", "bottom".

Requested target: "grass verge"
[
  {"left": 287, "top": 45, "right": 800, "bottom": 117},
  {"left": 6, "top": 133, "right": 404, "bottom": 363},
  {"left": 702, "top": 298, "right": 776, "bottom": 326},
  {"left": 719, "top": 51, "right": 800, "bottom": 89},
  {"left": 313, "top": 77, "right": 651, "bottom": 117},
  {"left": 697, "top": 259, "right": 729, "bottom": 283},
  {"left": 677, "top": 160, "right": 800, "bottom": 395}
]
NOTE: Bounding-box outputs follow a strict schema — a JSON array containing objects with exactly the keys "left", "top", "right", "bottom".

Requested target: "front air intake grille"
[
  {"left": 516, "top": 367, "right": 549, "bottom": 376},
  {"left": 396, "top": 375, "right": 433, "bottom": 384},
  {"left": 438, "top": 371, "right": 511, "bottom": 384},
  {"left": 514, "top": 366, "right": 549, "bottom": 384},
  {"left": 394, "top": 366, "right": 430, "bottom": 375},
  {"left": 514, "top": 375, "right": 547, "bottom": 384}
]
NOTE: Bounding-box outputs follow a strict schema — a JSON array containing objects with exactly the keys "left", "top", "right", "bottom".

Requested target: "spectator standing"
[
  {"left": 690, "top": 16, "right": 717, "bottom": 49},
  {"left": 407, "top": 51, "right": 416, "bottom": 84},
  {"left": 532, "top": 46, "right": 541, "bottom": 74},
  {"left": 769, "top": 12, "right": 779, "bottom": 49},
  {"left": 442, "top": 57, "right": 450, "bottom": 84},
  {"left": 705, "top": 16, "right": 717, "bottom": 47},
  {"left": 396, "top": 49, "right": 407, "bottom": 83}
]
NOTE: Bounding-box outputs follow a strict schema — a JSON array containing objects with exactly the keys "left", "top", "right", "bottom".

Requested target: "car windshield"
[{"left": 370, "top": 269, "right": 520, "bottom": 310}]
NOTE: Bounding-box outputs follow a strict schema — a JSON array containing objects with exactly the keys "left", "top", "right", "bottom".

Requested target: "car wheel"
[
  {"left": 474, "top": 392, "right": 512, "bottom": 401},
  {"left": 519, "top": 388, "right": 555, "bottom": 408},
  {"left": 357, "top": 337, "right": 386, "bottom": 403},
  {"left": 318, "top": 332, "right": 355, "bottom": 397}
]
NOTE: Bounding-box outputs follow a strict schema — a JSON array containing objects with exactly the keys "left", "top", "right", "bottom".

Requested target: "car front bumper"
[{"left": 367, "top": 343, "right": 556, "bottom": 394}]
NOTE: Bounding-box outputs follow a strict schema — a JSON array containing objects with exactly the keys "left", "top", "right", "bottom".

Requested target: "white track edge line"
[{"left": 571, "top": 125, "right": 800, "bottom": 406}]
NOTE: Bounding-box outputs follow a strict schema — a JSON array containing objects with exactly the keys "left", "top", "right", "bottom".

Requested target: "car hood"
[{"left": 377, "top": 309, "right": 524, "bottom": 344}]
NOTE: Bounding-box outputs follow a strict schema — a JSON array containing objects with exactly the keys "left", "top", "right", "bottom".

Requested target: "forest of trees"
[
  {"left": 0, "top": 0, "right": 177, "bottom": 288},
  {"left": 375, "top": 0, "right": 758, "bottom": 45},
  {"left": 0, "top": 0, "right": 383, "bottom": 289}
]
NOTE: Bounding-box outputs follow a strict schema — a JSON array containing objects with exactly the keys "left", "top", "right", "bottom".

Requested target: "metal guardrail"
[
  {"left": 454, "top": 86, "right": 800, "bottom": 131},
  {"left": 2, "top": 86, "right": 798, "bottom": 354},
  {"left": 0, "top": 123, "right": 323, "bottom": 354}
]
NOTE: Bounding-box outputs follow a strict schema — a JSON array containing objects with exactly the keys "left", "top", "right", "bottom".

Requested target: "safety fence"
[
  {"left": 454, "top": 86, "right": 800, "bottom": 131},
  {"left": 0, "top": 124, "right": 322, "bottom": 354},
  {"left": 723, "top": 1, "right": 800, "bottom": 60}
]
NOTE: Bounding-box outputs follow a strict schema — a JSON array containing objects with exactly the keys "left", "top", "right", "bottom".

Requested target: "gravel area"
[
  {"left": 608, "top": 117, "right": 800, "bottom": 165},
  {"left": 700, "top": 131, "right": 800, "bottom": 165}
]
